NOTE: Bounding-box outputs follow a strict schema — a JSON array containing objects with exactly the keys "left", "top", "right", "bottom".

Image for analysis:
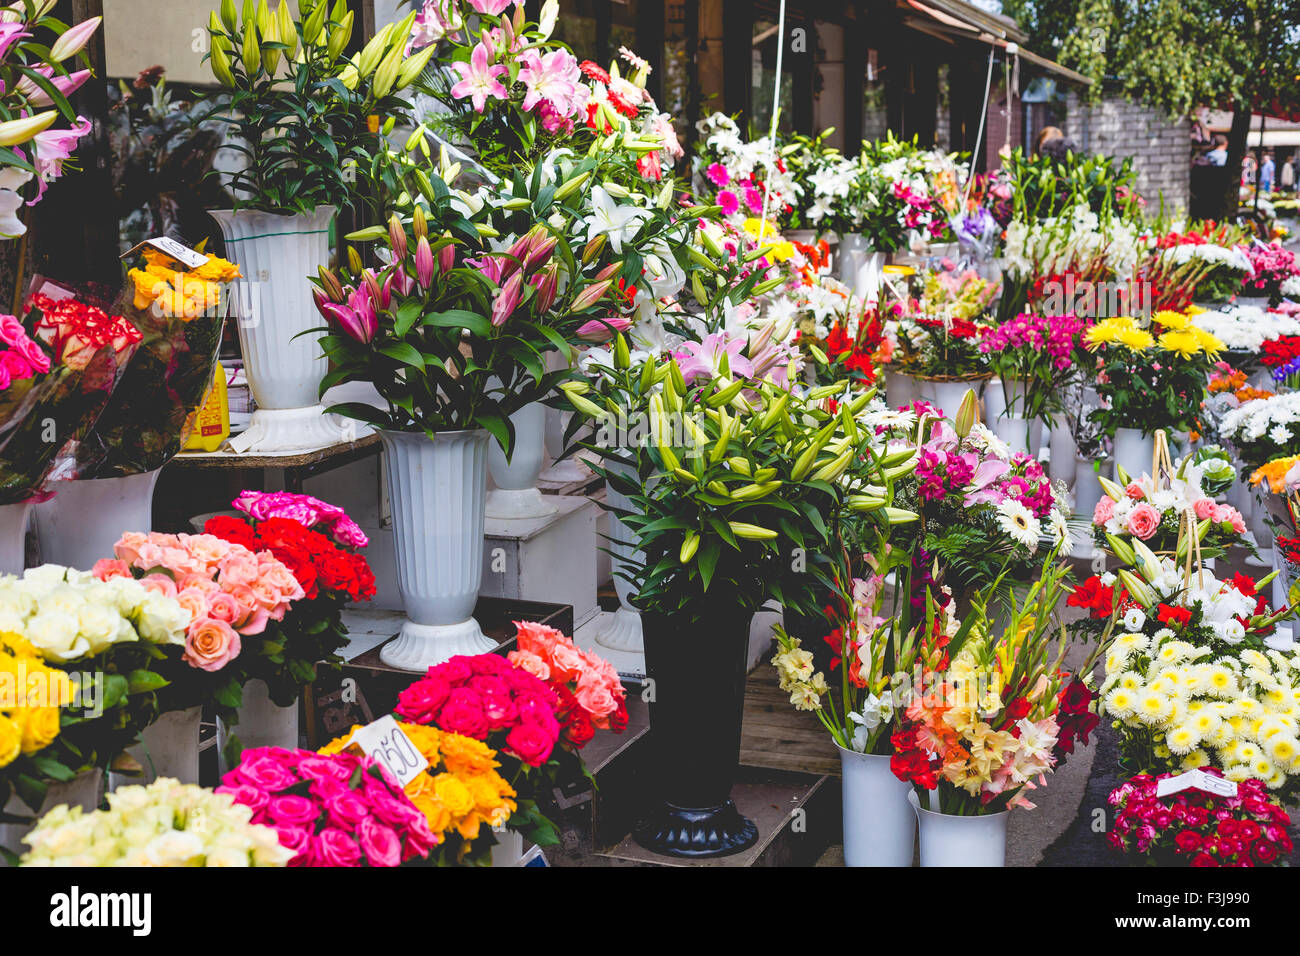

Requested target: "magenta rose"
[
  {"left": 325, "top": 789, "right": 371, "bottom": 829},
  {"left": 357, "top": 817, "right": 403, "bottom": 867},
  {"left": 395, "top": 675, "right": 451, "bottom": 723},
  {"left": 1126, "top": 503, "right": 1161, "bottom": 540},
  {"left": 312, "top": 828, "right": 362, "bottom": 867},
  {"left": 437, "top": 687, "right": 489, "bottom": 738},
  {"left": 515, "top": 695, "right": 561, "bottom": 739},
  {"left": 274, "top": 826, "right": 313, "bottom": 864},
  {"left": 229, "top": 751, "right": 299, "bottom": 792},
  {"left": 296, "top": 754, "right": 353, "bottom": 783},
  {"left": 433, "top": 657, "right": 474, "bottom": 684},
  {"left": 505, "top": 721, "right": 555, "bottom": 767},
  {"left": 215, "top": 783, "right": 270, "bottom": 816},
  {"left": 480, "top": 691, "right": 519, "bottom": 731},
  {"left": 268, "top": 794, "right": 320, "bottom": 829}
]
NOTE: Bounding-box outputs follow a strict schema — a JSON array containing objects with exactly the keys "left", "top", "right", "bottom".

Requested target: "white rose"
[
  {"left": 137, "top": 593, "right": 190, "bottom": 646},
  {"left": 25, "top": 610, "right": 86, "bottom": 661},
  {"left": 77, "top": 602, "right": 122, "bottom": 655},
  {"left": 143, "top": 830, "right": 205, "bottom": 866},
  {"left": 204, "top": 846, "right": 251, "bottom": 867}
]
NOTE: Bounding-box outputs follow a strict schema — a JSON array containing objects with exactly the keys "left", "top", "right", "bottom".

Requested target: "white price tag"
[
  {"left": 121, "top": 236, "right": 210, "bottom": 270},
  {"left": 348, "top": 715, "right": 428, "bottom": 787},
  {"left": 1156, "top": 769, "right": 1238, "bottom": 799}
]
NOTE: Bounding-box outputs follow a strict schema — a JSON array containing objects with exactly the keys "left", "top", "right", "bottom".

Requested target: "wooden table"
[{"left": 166, "top": 432, "right": 382, "bottom": 493}]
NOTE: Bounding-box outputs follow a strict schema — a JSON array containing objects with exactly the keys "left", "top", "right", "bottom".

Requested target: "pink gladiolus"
[
  {"left": 576, "top": 315, "right": 630, "bottom": 343},
  {"left": 449, "top": 40, "right": 507, "bottom": 113},
  {"left": 491, "top": 271, "right": 523, "bottom": 326},
  {"left": 415, "top": 235, "right": 435, "bottom": 290}
]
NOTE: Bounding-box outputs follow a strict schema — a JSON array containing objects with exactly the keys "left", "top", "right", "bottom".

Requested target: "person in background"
[
  {"left": 1242, "top": 153, "right": 1256, "bottom": 187},
  {"left": 1034, "top": 125, "right": 1064, "bottom": 156},
  {"left": 1205, "top": 133, "right": 1228, "bottom": 166},
  {"left": 1260, "top": 150, "right": 1276, "bottom": 194},
  {"left": 1282, "top": 155, "right": 1296, "bottom": 192},
  {"left": 1041, "top": 136, "right": 1080, "bottom": 163}
]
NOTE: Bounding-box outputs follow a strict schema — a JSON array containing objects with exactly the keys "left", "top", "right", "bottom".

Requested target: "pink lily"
[
  {"left": 962, "top": 460, "right": 1012, "bottom": 508},
  {"left": 0, "top": 24, "right": 31, "bottom": 63},
  {"left": 317, "top": 284, "right": 377, "bottom": 344},
  {"left": 28, "top": 115, "right": 91, "bottom": 203},
  {"left": 448, "top": 40, "right": 507, "bottom": 113},
  {"left": 414, "top": 235, "right": 435, "bottom": 290},
  {"left": 437, "top": 240, "right": 454, "bottom": 274},
  {"left": 576, "top": 314, "right": 630, "bottom": 343},
  {"left": 532, "top": 265, "right": 558, "bottom": 313},
  {"left": 49, "top": 16, "right": 101, "bottom": 63},
  {"left": 491, "top": 271, "right": 524, "bottom": 326},
  {"left": 18, "top": 67, "right": 91, "bottom": 107}
]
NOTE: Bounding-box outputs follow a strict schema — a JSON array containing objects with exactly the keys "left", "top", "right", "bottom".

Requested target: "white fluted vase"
[
  {"left": 926, "top": 380, "right": 984, "bottom": 421},
  {"left": 838, "top": 746, "right": 914, "bottom": 867},
  {"left": 35, "top": 469, "right": 160, "bottom": 569},
  {"left": 837, "top": 234, "right": 885, "bottom": 296},
  {"left": 1048, "top": 414, "right": 1076, "bottom": 486},
  {"left": 596, "top": 461, "right": 643, "bottom": 653},
  {"left": 487, "top": 403, "right": 556, "bottom": 520},
  {"left": 209, "top": 206, "right": 353, "bottom": 453},
  {"left": 884, "top": 369, "right": 916, "bottom": 408},
  {"left": 0, "top": 499, "right": 31, "bottom": 574},
  {"left": 908, "top": 790, "right": 1008, "bottom": 867},
  {"left": 379, "top": 428, "right": 495, "bottom": 670}
]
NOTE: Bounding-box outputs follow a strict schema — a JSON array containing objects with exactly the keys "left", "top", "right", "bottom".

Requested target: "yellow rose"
[
  {"left": 432, "top": 772, "right": 474, "bottom": 817},
  {"left": 19, "top": 705, "right": 60, "bottom": 755},
  {"left": 0, "top": 713, "right": 21, "bottom": 767}
]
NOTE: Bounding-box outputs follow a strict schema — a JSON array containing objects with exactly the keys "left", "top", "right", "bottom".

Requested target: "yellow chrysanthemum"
[
  {"left": 1153, "top": 309, "right": 1191, "bottom": 331},
  {"left": 1116, "top": 326, "right": 1156, "bottom": 351},
  {"left": 1191, "top": 326, "right": 1224, "bottom": 355},
  {"left": 1158, "top": 329, "right": 1204, "bottom": 359}
]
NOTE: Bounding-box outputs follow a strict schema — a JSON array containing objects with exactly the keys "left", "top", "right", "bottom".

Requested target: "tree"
[{"left": 998, "top": 0, "right": 1300, "bottom": 218}]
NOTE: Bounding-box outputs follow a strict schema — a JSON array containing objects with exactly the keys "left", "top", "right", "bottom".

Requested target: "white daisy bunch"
[
  {"left": 1161, "top": 242, "right": 1253, "bottom": 273},
  {"left": 1218, "top": 391, "right": 1300, "bottom": 463},
  {"left": 1282, "top": 274, "right": 1300, "bottom": 300},
  {"left": 1191, "top": 304, "right": 1300, "bottom": 352},
  {"left": 1101, "top": 621, "right": 1300, "bottom": 795},
  {"left": 20, "top": 778, "right": 294, "bottom": 867},
  {"left": 0, "top": 565, "right": 190, "bottom": 664}
]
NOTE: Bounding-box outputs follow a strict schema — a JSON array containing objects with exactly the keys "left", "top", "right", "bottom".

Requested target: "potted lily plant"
[
  {"left": 200, "top": 0, "right": 428, "bottom": 452},
  {"left": 567, "top": 346, "right": 918, "bottom": 858}
]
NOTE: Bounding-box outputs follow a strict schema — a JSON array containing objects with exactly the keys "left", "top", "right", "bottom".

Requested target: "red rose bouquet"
[
  {"left": 394, "top": 652, "right": 570, "bottom": 847},
  {"left": 202, "top": 490, "right": 376, "bottom": 720},
  {"left": 507, "top": 620, "right": 628, "bottom": 750},
  {"left": 217, "top": 746, "right": 439, "bottom": 867},
  {"left": 1108, "top": 770, "right": 1293, "bottom": 866}
]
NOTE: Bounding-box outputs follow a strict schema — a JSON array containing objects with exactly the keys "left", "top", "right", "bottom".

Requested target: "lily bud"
[
  {"left": 581, "top": 233, "right": 606, "bottom": 264},
  {"left": 534, "top": 264, "right": 558, "bottom": 313},
  {"left": 220, "top": 0, "right": 239, "bottom": 33},
  {"left": 317, "top": 266, "right": 345, "bottom": 302},
  {"left": 491, "top": 271, "right": 524, "bottom": 326},
  {"left": 347, "top": 246, "right": 363, "bottom": 274},
  {"left": 437, "top": 236, "right": 454, "bottom": 274},
  {"left": 412, "top": 204, "right": 427, "bottom": 240},
  {"left": 414, "top": 236, "right": 435, "bottom": 290},
  {"left": 570, "top": 279, "right": 611, "bottom": 312},
  {"left": 0, "top": 110, "right": 56, "bottom": 147},
  {"left": 48, "top": 16, "right": 100, "bottom": 62},
  {"left": 387, "top": 214, "right": 407, "bottom": 262},
  {"left": 954, "top": 388, "right": 977, "bottom": 438}
]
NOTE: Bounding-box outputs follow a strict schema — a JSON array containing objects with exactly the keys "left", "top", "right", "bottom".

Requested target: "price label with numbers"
[
  {"left": 349, "top": 715, "right": 428, "bottom": 787},
  {"left": 1156, "top": 769, "right": 1238, "bottom": 799}
]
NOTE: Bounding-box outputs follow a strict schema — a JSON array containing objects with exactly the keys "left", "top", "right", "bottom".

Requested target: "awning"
[{"left": 902, "top": 0, "right": 1092, "bottom": 86}]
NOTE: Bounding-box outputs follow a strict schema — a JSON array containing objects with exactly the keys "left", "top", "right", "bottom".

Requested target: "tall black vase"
[{"left": 633, "top": 607, "right": 759, "bottom": 858}]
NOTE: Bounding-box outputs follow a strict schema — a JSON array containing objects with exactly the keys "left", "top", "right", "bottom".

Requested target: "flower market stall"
[{"left": 1, "top": 0, "right": 1300, "bottom": 915}]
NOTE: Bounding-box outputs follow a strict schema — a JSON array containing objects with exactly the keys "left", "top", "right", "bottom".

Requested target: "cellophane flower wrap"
[
  {"left": 94, "top": 531, "right": 304, "bottom": 722},
  {"left": 0, "top": 566, "right": 193, "bottom": 811},
  {"left": 67, "top": 247, "right": 238, "bottom": 478},
  {"left": 394, "top": 649, "right": 571, "bottom": 847},
  {"left": 506, "top": 620, "right": 628, "bottom": 749},
  {"left": 0, "top": 290, "right": 138, "bottom": 504},
  {"left": 203, "top": 491, "right": 376, "bottom": 709},
  {"left": 1090, "top": 463, "right": 1249, "bottom": 560},
  {"left": 1108, "top": 770, "right": 1293, "bottom": 866},
  {"left": 20, "top": 777, "right": 295, "bottom": 867},
  {"left": 320, "top": 721, "right": 517, "bottom": 865},
  {"left": 217, "top": 746, "right": 438, "bottom": 867}
]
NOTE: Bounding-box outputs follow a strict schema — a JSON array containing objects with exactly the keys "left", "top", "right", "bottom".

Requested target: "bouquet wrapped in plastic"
[
  {"left": 60, "top": 243, "right": 238, "bottom": 478},
  {"left": 0, "top": 285, "right": 140, "bottom": 504}
]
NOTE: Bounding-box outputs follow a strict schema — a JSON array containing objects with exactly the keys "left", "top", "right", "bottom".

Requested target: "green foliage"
[{"left": 1003, "top": 147, "right": 1141, "bottom": 223}]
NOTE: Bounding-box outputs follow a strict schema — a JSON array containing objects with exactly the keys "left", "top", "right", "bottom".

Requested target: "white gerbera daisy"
[{"left": 996, "top": 499, "right": 1041, "bottom": 550}]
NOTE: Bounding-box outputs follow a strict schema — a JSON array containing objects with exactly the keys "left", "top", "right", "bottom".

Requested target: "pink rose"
[
  {"left": 183, "top": 617, "right": 241, "bottom": 671},
  {"left": 1124, "top": 483, "right": 1145, "bottom": 500},
  {"left": 1092, "top": 496, "right": 1115, "bottom": 526},
  {"left": 437, "top": 688, "right": 489, "bottom": 739},
  {"left": 216, "top": 782, "right": 269, "bottom": 814},
  {"left": 218, "top": 549, "right": 261, "bottom": 587},
  {"left": 268, "top": 794, "right": 319, "bottom": 828},
  {"left": 93, "top": 558, "right": 131, "bottom": 580},
  {"left": 356, "top": 817, "right": 402, "bottom": 867},
  {"left": 114, "top": 531, "right": 150, "bottom": 566},
  {"left": 574, "top": 676, "right": 618, "bottom": 719},
  {"left": 513, "top": 620, "right": 563, "bottom": 657},
  {"left": 550, "top": 641, "right": 586, "bottom": 683},
  {"left": 311, "top": 828, "right": 362, "bottom": 867},
  {"left": 274, "top": 825, "right": 313, "bottom": 863},
  {"left": 1193, "top": 498, "right": 1218, "bottom": 521},
  {"left": 229, "top": 751, "right": 298, "bottom": 792},
  {"left": 506, "top": 721, "right": 555, "bottom": 767},
  {"left": 1126, "top": 503, "right": 1161, "bottom": 540},
  {"left": 507, "top": 649, "right": 551, "bottom": 681},
  {"left": 140, "top": 573, "right": 177, "bottom": 599},
  {"left": 324, "top": 789, "right": 370, "bottom": 829},
  {"left": 205, "top": 590, "right": 242, "bottom": 625},
  {"left": 394, "top": 675, "right": 451, "bottom": 724}
]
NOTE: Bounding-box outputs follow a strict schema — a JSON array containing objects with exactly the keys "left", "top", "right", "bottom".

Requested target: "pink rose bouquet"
[
  {"left": 232, "top": 489, "right": 369, "bottom": 549},
  {"left": 217, "top": 746, "right": 438, "bottom": 867},
  {"left": 507, "top": 621, "right": 628, "bottom": 750}
]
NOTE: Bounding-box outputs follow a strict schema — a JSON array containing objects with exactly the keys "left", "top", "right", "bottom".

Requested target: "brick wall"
[{"left": 1063, "top": 91, "right": 1191, "bottom": 215}]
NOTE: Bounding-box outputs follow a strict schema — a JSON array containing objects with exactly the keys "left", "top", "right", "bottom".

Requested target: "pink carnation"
[{"left": 1092, "top": 496, "right": 1115, "bottom": 526}]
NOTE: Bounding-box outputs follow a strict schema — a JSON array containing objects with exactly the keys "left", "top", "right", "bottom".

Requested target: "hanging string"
[
  {"left": 962, "top": 45, "right": 997, "bottom": 209},
  {"left": 758, "top": 0, "right": 789, "bottom": 241}
]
